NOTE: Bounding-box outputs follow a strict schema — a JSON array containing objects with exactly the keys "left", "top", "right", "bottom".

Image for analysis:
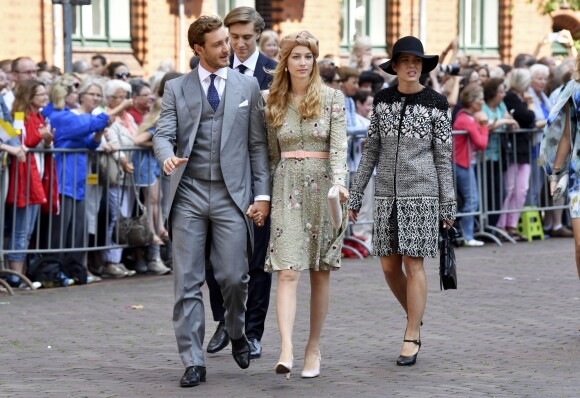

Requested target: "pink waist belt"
[{"left": 281, "top": 150, "right": 330, "bottom": 159}]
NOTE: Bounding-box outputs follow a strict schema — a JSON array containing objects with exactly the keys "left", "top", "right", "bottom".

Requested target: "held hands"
[
  {"left": 247, "top": 201, "right": 271, "bottom": 227},
  {"left": 163, "top": 156, "right": 188, "bottom": 175},
  {"left": 550, "top": 173, "right": 569, "bottom": 201}
]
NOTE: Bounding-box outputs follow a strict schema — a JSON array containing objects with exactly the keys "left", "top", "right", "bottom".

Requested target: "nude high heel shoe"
[
  {"left": 275, "top": 357, "right": 293, "bottom": 380},
  {"left": 301, "top": 350, "right": 321, "bottom": 378}
]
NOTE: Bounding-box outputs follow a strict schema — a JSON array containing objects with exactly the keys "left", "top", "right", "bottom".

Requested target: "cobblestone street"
[{"left": 1, "top": 238, "right": 579, "bottom": 398}]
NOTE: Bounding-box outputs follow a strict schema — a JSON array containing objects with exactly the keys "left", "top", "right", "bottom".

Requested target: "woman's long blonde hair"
[{"left": 265, "top": 31, "right": 323, "bottom": 129}]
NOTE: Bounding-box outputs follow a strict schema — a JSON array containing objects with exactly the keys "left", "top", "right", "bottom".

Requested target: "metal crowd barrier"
[
  {"left": 0, "top": 128, "right": 569, "bottom": 282},
  {"left": 344, "top": 127, "right": 568, "bottom": 258},
  {"left": 0, "top": 146, "right": 164, "bottom": 294}
]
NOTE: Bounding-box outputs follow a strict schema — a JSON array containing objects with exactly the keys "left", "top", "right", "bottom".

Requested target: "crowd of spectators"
[
  {"left": 0, "top": 28, "right": 578, "bottom": 290},
  {"left": 0, "top": 54, "right": 180, "bottom": 288}
]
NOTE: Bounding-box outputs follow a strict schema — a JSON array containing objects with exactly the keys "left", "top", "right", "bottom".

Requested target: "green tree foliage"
[
  {"left": 527, "top": 1, "right": 580, "bottom": 51},
  {"left": 528, "top": 0, "right": 580, "bottom": 14}
]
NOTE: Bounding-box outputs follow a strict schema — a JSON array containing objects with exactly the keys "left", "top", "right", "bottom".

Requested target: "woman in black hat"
[{"left": 348, "top": 36, "right": 456, "bottom": 366}]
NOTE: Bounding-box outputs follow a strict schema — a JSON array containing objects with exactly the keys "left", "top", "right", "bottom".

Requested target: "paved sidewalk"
[{"left": 1, "top": 238, "right": 579, "bottom": 398}]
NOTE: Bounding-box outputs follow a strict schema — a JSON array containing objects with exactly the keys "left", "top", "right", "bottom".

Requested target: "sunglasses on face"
[{"left": 116, "top": 72, "right": 131, "bottom": 79}]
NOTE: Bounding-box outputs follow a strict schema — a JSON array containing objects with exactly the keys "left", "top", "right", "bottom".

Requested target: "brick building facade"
[{"left": 0, "top": 0, "right": 577, "bottom": 78}]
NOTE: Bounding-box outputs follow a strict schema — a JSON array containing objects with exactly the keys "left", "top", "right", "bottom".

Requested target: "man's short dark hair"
[
  {"left": 92, "top": 54, "right": 107, "bottom": 66},
  {"left": 353, "top": 90, "right": 372, "bottom": 105},
  {"left": 188, "top": 16, "right": 224, "bottom": 55},
  {"left": 223, "top": 6, "right": 265, "bottom": 32}
]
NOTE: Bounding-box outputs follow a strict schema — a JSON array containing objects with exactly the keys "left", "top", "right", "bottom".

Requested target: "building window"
[
  {"left": 459, "top": 0, "right": 499, "bottom": 54},
  {"left": 72, "top": 0, "right": 131, "bottom": 48},
  {"left": 340, "top": 0, "right": 387, "bottom": 54},
  {"left": 215, "top": 0, "right": 253, "bottom": 18}
]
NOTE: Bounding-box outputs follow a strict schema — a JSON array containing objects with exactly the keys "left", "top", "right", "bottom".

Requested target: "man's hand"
[
  {"left": 163, "top": 156, "right": 188, "bottom": 175},
  {"left": 247, "top": 201, "right": 270, "bottom": 227}
]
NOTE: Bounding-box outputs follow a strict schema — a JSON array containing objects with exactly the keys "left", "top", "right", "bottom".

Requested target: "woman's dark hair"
[
  {"left": 483, "top": 78, "right": 505, "bottom": 102},
  {"left": 106, "top": 61, "right": 128, "bottom": 79}
]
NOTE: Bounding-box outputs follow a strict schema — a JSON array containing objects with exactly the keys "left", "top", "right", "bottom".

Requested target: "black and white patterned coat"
[{"left": 348, "top": 86, "right": 457, "bottom": 258}]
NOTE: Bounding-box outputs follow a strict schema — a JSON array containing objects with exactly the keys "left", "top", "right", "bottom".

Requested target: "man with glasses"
[{"left": 5, "top": 57, "right": 37, "bottom": 110}]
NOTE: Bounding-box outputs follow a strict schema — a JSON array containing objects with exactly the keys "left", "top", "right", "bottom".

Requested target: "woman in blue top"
[{"left": 47, "top": 75, "right": 132, "bottom": 281}]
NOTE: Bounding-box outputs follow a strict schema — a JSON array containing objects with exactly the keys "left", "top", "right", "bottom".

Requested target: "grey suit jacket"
[{"left": 153, "top": 67, "right": 270, "bottom": 221}]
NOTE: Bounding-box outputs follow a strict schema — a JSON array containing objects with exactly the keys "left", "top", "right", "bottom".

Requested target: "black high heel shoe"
[{"left": 396, "top": 339, "right": 421, "bottom": 366}]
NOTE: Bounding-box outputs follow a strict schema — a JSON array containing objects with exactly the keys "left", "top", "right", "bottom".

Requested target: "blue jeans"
[
  {"left": 5, "top": 204, "right": 40, "bottom": 261},
  {"left": 454, "top": 164, "right": 479, "bottom": 241}
]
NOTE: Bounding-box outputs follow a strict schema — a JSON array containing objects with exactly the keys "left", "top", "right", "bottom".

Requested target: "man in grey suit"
[{"left": 153, "top": 15, "right": 270, "bottom": 388}]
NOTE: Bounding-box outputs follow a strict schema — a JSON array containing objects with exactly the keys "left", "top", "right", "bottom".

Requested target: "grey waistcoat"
[{"left": 184, "top": 86, "right": 226, "bottom": 181}]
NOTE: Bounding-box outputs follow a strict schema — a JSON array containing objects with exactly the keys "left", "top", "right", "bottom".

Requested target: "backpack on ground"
[{"left": 26, "top": 255, "right": 64, "bottom": 288}]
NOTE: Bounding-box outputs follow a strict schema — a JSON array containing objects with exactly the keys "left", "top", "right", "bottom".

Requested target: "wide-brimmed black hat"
[{"left": 379, "top": 36, "right": 439, "bottom": 75}]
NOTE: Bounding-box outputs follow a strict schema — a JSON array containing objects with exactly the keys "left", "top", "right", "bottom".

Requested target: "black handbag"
[
  {"left": 114, "top": 174, "right": 153, "bottom": 247},
  {"left": 439, "top": 226, "right": 458, "bottom": 290}
]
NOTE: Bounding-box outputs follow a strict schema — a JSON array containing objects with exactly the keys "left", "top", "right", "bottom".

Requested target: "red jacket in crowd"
[
  {"left": 6, "top": 110, "right": 59, "bottom": 213},
  {"left": 452, "top": 109, "right": 489, "bottom": 168}
]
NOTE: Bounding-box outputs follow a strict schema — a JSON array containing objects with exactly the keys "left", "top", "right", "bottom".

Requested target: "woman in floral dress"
[{"left": 261, "top": 31, "right": 348, "bottom": 379}]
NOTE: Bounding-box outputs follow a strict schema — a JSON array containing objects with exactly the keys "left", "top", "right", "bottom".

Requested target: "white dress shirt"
[
  {"left": 198, "top": 64, "right": 228, "bottom": 98},
  {"left": 232, "top": 49, "right": 260, "bottom": 76}
]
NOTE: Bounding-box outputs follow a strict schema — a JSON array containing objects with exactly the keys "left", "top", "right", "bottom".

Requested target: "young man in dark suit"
[{"left": 205, "top": 6, "right": 277, "bottom": 360}]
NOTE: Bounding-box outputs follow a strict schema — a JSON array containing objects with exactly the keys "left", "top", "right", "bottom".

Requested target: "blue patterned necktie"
[
  {"left": 207, "top": 74, "right": 220, "bottom": 112},
  {"left": 237, "top": 64, "right": 248, "bottom": 75}
]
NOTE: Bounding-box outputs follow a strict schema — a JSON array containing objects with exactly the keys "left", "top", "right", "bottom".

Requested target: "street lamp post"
[{"left": 52, "top": 0, "right": 91, "bottom": 73}]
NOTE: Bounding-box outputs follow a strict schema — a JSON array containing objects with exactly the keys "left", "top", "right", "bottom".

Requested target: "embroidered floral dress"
[{"left": 265, "top": 86, "right": 348, "bottom": 272}]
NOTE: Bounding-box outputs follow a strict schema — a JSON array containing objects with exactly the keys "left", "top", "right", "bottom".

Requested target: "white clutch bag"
[{"left": 327, "top": 186, "right": 342, "bottom": 230}]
